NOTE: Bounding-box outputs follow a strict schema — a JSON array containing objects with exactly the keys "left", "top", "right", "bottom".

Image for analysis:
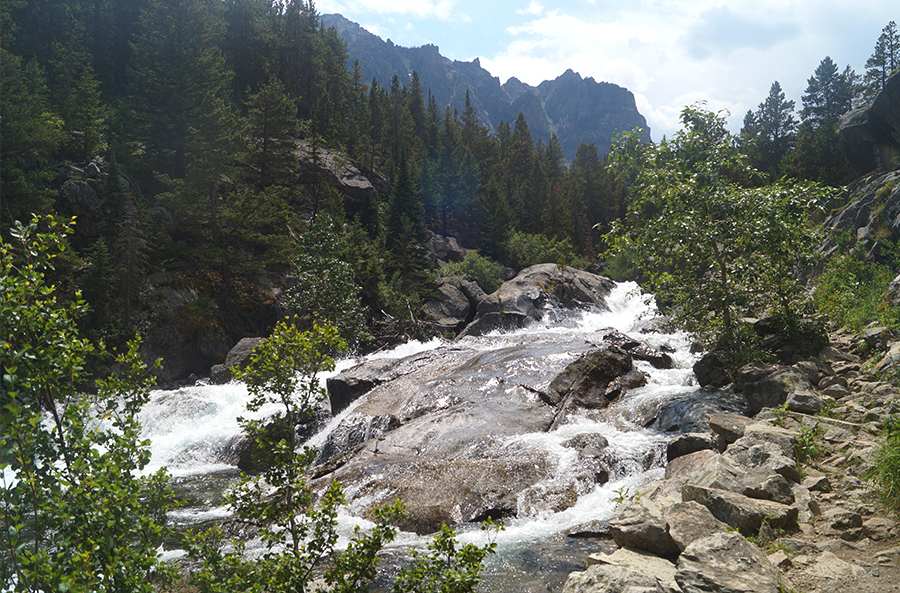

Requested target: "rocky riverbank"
[{"left": 561, "top": 328, "right": 900, "bottom": 593}]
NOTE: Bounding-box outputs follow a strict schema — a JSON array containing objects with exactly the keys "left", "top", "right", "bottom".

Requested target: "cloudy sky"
[{"left": 316, "top": 0, "right": 894, "bottom": 140}]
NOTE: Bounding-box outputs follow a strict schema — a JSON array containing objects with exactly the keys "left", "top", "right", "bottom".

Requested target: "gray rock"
[
  {"left": 644, "top": 387, "right": 751, "bottom": 434},
  {"left": 821, "top": 383, "right": 852, "bottom": 399},
  {"left": 561, "top": 564, "right": 661, "bottom": 593},
  {"left": 665, "top": 449, "right": 720, "bottom": 485},
  {"left": 725, "top": 439, "right": 801, "bottom": 484},
  {"left": 664, "top": 501, "right": 729, "bottom": 552},
  {"left": 455, "top": 311, "right": 532, "bottom": 338},
  {"left": 693, "top": 351, "right": 731, "bottom": 389},
  {"left": 422, "top": 281, "right": 470, "bottom": 329},
  {"left": 785, "top": 389, "right": 821, "bottom": 415},
  {"left": 326, "top": 357, "right": 410, "bottom": 415},
  {"left": 589, "top": 547, "right": 680, "bottom": 593},
  {"left": 676, "top": 532, "right": 782, "bottom": 593},
  {"left": 793, "top": 360, "right": 826, "bottom": 385},
  {"left": 839, "top": 70, "right": 900, "bottom": 176},
  {"left": 666, "top": 432, "right": 716, "bottom": 462},
  {"left": 608, "top": 497, "right": 680, "bottom": 558},
  {"left": 603, "top": 330, "right": 674, "bottom": 369},
  {"left": 458, "top": 279, "right": 489, "bottom": 308},
  {"left": 209, "top": 337, "right": 264, "bottom": 384},
  {"left": 545, "top": 345, "right": 633, "bottom": 408},
  {"left": 860, "top": 326, "right": 900, "bottom": 349},
  {"left": 426, "top": 231, "right": 466, "bottom": 262},
  {"left": 294, "top": 140, "right": 384, "bottom": 219},
  {"left": 708, "top": 412, "right": 754, "bottom": 452},
  {"left": 685, "top": 453, "right": 795, "bottom": 505},
  {"left": 737, "top": 363, "right": 811, "bottom": 414},
  {"left": 475, "top": 263, "right": 615, "bottom": 319},
  {"left": 682, "top": 484, "right": 799, "bottom": 533}
]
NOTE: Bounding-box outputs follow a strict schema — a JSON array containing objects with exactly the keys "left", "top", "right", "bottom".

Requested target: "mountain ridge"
[{"left": 321, "top": 13, "right": 651, "bottom": 160}]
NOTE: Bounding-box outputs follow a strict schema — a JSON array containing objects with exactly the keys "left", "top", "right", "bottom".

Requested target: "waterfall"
[{"left": 140, "top": 281, "right": 699, "bottom": 587}]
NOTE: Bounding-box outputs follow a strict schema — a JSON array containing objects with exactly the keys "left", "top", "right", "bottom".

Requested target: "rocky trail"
[{"left": 563, "top": 328, "right": 900, "bottom": 593}]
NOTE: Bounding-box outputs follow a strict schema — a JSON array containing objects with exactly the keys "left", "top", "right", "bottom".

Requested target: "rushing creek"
[{"left": 138, "top": 281, "right": 700, "bottom": 591}]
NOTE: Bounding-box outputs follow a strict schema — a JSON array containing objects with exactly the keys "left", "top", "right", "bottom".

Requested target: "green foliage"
[
  {"left": 607, "top": 106, "right": 826, "bottom": 362},
  {"left": 392, "top": 521, "right": 502, "bottom": 593},
  {"left": 0, "top": 49, "right": 65, "bottom": 225},
  {"left": 501, "top": 230, "right": 584, "bottom": 272},
  {"left": 812, "top": 242, "right": 900, "bottom": 332},
  {"left": 863, "top": 21, "right": 899, "bottom": 102},
  {"left": 287, "top": 215, "right": 373, "bottom": 349},
  {"left": 866, "top": 414, "right": 900, "bottom": 518},
  {"left": 796, "top": 425, "right": 825, "bottom": 466},
  {"left": 440, "top": 250, "right": 505, "bottom": 293},
  {"left": 187, "top": 319, "right": 496, "bottom": 591},
  {"left": 186, "top": 320, "right": 396, "bottom": 592},
  {"left": 1, "top": 215, "right": 175, "bottom": 592}
]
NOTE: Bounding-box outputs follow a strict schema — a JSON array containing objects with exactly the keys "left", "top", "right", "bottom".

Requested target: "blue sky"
[{"left": 316, "top": 0, "right": 896, "bottom": 140}]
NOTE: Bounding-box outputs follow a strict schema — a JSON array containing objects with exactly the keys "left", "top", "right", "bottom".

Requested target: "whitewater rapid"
[{"left": 139, "top": 282, "right": 700, "bottom": 587}]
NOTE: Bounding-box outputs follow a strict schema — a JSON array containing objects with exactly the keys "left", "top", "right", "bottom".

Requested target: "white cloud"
[
  {"left": 324, "top": 0, "right": 898, "bottom": 140},
  {"left": 516, "top": 1, "right": 544, "bottom": 16}
]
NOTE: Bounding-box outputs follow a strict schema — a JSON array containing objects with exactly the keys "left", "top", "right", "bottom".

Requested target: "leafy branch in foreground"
[
  {"left": 186, "top": 319, "right": 501, "bottom": 592},
  {"left": 185, "top": 320, "right": 405, "bottom": 592},
  {"left": 1, "top": 215, "right": 175, "bottom": 592}
]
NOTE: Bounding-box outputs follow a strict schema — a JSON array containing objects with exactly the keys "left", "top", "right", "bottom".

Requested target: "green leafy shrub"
[
  {"left": 1, "top": 216, "right": 175, "bottom": 592},
  {"left": 796, "top": 425, "right": 825, "bottom": 466},
  {"left": 812, "top": 244, "right": 900, "bottom": 332},
  {"left": 501, "top": 230, "right": 585, "bottom": 272},
  {"left": 392, "top": 521, "right": 502, "bottom": 593},
  {"left": 186, "top": 320, "right": 500, "bottom": 591},
  {"left": 440, "top": 250, "right": 505, "bottom": 293},
  {"left": 866, "top": 414, "right": 900, "bottom": 518}
]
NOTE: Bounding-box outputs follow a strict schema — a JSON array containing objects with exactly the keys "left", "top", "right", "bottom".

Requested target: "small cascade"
[{"left": 140, "top": 281, "right": 699, "bottom": 590}]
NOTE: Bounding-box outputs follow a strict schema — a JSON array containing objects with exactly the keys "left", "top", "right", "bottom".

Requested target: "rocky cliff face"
[{"left": 321, "top": 14, "right": 650, "bottom": 161}]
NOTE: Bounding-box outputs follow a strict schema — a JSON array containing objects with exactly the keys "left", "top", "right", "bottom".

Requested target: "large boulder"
[
  {"left": 737, "top": 363, "right": 811, "bottom": 414},
  {"left": 643, "top": 386, "right": 751, "bottom": 434},
  {"left": 426, "top": 231, "right": 467, "bottom": 263},
  {"left": 545, "top": 345, "right": 634, "bottom": 408},
  {"left": 421, "top": 280, "right": 471, "bottom": 331},
  {"left": 675, "top": 532, "right": 782, "bottom": 593},
  {"left": 312, "top": 334, "right": 611, "bottom": 533},
  {"left": 294, "top": 140, "right": 386, "bottom": 223},
  {"left": 839, "top": 70, "right": 900, "bottom": 177},
  {"left": 693, "top": 351, "right": 731, "bottom": 389},
  {"left": 602, "top": 330, "right": 674, "bottom": 369},
  {"left": 681, "top": 484, "right": 798, "bottom": 533},
  {"left": 473, "top": 264, "right": 615, "bottom": 322},
  {"left": 608, "top": 497, "right": 681, "bottom": 558},
  {"left": 561, "top": 564, "right": 664, "bottom": 593},
  {"left": 210, "top": 337, "right": 264, "bottom": 384}
]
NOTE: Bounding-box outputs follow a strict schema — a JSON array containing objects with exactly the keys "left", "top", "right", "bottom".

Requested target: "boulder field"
[{"left": 562, "top": 327, "right": 900, "bottom": 593}]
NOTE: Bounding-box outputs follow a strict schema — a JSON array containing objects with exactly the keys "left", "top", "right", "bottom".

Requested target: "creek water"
[{"left": 138, "top": 281, "right": 699, "bottom": 591}]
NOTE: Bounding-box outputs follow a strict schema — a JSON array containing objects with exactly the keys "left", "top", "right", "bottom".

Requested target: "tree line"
[{"left": 0, "top": 0, "right": 896, "bottom": 347}]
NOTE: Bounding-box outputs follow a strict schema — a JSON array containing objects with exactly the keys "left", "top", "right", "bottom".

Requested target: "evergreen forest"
[{"left": 3, "top": 0, "right": 893, "bottom": 358}]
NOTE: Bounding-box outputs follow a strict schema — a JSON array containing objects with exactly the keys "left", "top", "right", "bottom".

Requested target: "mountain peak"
[{"left": 321, "top": 14, "right": 650, "bottom": 158}]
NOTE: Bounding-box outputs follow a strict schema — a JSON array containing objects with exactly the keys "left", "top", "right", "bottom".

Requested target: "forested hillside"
[{"left": 0, "top": 0, "right": 896, "bottom": 381}]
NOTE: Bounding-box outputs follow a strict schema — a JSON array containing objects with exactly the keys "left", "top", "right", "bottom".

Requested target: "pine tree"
[
  {"left": 48, "top": 29, "right": 104, "bottom": 160},
  {"left": 864, "top": 21, "right": 899, "bottom": 102},
  {"left": 0, "top": 50, "right": 65, "bottom": 226},
  {"left": 222, "top": 0, "right": 277, "bottom": 107},
  {"left": 115, "top": 202, "right": 149, "bottom": 327},
  {"left": 385, "top": 153, "right": 427, "bottom": 277},
  {"left": 740, "top": 81, "right": 797, "bottom": 178},
  {"left": 128, "top": 0, "right": 232, "bottom": 180},
  {"left": 242, "top": 77, "right": 299, "bottom": 189},
  {"left": 800, "top": 57, "right": 854, "bottom": 128}
]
